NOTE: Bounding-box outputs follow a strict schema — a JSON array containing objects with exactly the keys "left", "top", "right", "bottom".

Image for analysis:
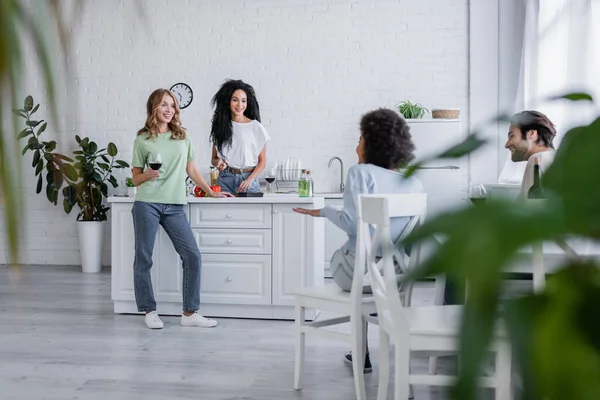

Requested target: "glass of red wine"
[
  {"left": 469, "top": 184, "right": 487, "bottom": 206},
  {"left": 148, "top": 152, "right": 162, "bottom": 188},
  {"left": 265, "top": 168, "right": 276, "bottom": 194}
]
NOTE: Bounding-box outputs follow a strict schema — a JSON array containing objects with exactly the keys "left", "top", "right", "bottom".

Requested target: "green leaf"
[
  {"left": 63, "top": 199, "right": 73, "bottom": 214},
  {"left": 36, "top": 122, "right": 47, "bottom": 135},
  {"left": 30, "top": 103, "right": 40, "bottom": 114},
  {"left": 101, "top": 155, "right": 110, "bottom": 163},
  {"left": 101, "top": 182, "right": 108, "bottom": 197},
  {"left": 24, "top": 95, "right": 34, "bottom": 111},
  {"left": 503, "top": 295, "right": 545, "bottom": 400},
  {"left": 81, "top": 137, "right": 89, "bottom": 149},
  {"left": 115, "top": 160, "right": 129, "bottom": 168},
  {"left": 35, "top": 159, "right": 44, "bottom": 176},
  {"left": 31, "top": 150, "right": 40, "bottom": 168},
  {"left": 108, "top": 175, "right": 118, "bottom": 188},
  {"left": 550, "top": 92, "right": 594, "bottom": 102},
  {"left": 25, "top": 120, "right": 41, "bottom": 127},
  {"left": 62, "top": 185, "right": 77, "bottom": 206},
  {"left": 107, "top": 142, "right": 118, "bottom": 157},
  {"left": 17, "top": 128, "right": 31, "bottom": 140},
  {"left": 44, "top": 141, "right": 56, "bottom": 152},
  {"left": 13, "top": 110, "right": 27, "bottom": 118},
  {"left": 533, "top": 266, "right": 600, "bottom": 399},
  {"left": 75, "top": 135, "right": 82, "bottom": 144},
  {"left": 27, "top": 136, "right": 38, "bottom": 147},
  {"left": 36, "top": 174, "right": 43, "bottom": 194},
  {"left": 53, "top": 168, "right": 64, "bottom": 190},
  {"left": 22, "top": 143, "right": 31, "bottom": 156},
  {"left": 98, "top": 162, "right": 110, "bottom": 170},
  {"left": 62, "top": 163, "right": 78, "bottom": 181},
  {"left": 88, "top": 141, "right": 98, "bottom": 154},
  {"left": 45, "top": 182, "right": 55, "bottom": 204},
  {"left": 543, "top": 117, "right": 600, "bottom": 238}
]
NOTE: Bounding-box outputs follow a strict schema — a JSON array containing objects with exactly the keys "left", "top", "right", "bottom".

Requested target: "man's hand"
[{"left": 292, "top": 207, "right": 321, "bottom": 217}]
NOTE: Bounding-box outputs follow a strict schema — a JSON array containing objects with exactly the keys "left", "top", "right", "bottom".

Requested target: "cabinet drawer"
[
  {"left": 194, "top": 228, "right": 271, "bottom": 254},
  {"left": 200, "top": 254, "right": 271, "bottom": 305},
  {"left": 190, "top": 204, "right": 271, "bottom": 229}
]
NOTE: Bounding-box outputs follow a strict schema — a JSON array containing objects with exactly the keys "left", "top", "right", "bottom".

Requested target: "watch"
[{"left": 170, "top": 82, "right": 193, "bottom": 109}]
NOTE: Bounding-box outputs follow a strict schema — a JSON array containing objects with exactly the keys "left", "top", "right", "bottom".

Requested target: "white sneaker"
[
  {"left": 145, "top": 311, "right": 164, "bottom": 329},
  {"left": 180, "top": 312, "right": 218, "bottom": 328}
]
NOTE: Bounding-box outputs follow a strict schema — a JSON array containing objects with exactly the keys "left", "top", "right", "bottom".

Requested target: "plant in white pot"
[
  {"left": 61, "top": 136, "right": 129, "bottom": 273},
  {"left": 14, "top": 95, "right": 129, "bottom": 273}
]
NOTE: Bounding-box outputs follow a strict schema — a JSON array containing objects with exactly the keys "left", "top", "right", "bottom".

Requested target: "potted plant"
[
  {"left": 396, "top": 100, "right": 428, "bottom": 119},
  {"left": 14, "top": 95, "right": 129, "bottom": 273},
  {"left": 125, "top": 177, "right": 136, "bottom": 197}
]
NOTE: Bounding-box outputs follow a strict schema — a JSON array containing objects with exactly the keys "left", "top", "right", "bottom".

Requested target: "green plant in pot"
[
  {"left": 14, "top": 95, "right": 129, "bottom": 273},
  {"left": 396, "top": 100, "right": 428, "bottom": 119}
]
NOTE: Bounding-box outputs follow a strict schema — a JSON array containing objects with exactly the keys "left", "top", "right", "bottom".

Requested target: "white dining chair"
[
  {"left": 293, "top": 193, "right": 428, "bottom": 400},
  {"left": 360, "top": 194, "right": 513, "bottom": 400}
]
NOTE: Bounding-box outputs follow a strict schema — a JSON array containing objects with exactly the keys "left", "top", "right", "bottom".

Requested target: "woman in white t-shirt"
[{"left": 210, "top": 79, "right": 270, "bottom": 194}]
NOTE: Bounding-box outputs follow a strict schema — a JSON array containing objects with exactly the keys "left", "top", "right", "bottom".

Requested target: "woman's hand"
[
  {"left": 293, "top": 208, "right": 321, "bottom": 217},
  {"left": 143, "top": 168, "right": 159, "bottom": 179},
  {"left": 209, "top": 190, "right": 234, "bottom": 198},
  {"left": 237, "top": 179, "right": 253, "bottom": 193},
  {"left": 216, "top": 159, "right": 227, "bottom": 171}
]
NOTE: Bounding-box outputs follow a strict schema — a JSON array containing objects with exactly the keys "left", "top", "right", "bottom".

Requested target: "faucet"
[{"left": 328, "top": 156, "right": 344, "bottom": 193}]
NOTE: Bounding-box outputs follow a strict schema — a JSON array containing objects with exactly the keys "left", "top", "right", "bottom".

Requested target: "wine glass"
[
  {"left": 469, "top": 184, "right": 488, "bottom": 205},
  {"left": 265, "top": 168, "right": 277, "bottom": 194},
  {"left": 147, "top": 152, "right": 162, "bottom": 188}
]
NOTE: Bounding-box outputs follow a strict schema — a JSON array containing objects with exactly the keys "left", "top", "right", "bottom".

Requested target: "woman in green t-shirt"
[{"left": 131, "top": 88, "right": 232, "bottom": 330}]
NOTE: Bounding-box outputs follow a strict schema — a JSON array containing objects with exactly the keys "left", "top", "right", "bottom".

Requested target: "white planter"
[
  {"left": 77, "top": 221, "right": 104, "bottom": 273},
  {"left": 126, "top": 187, "right": 137, "bottom": 197}
]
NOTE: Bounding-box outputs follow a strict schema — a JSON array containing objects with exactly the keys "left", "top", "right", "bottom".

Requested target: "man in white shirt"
[{"left": 504, "top": 110, "right": 557, "bottom": 200}]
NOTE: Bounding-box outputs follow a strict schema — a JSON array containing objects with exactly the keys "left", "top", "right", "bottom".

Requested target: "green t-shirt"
[{"left": 132, "top": 131, "right": 195, "bottom": 204}]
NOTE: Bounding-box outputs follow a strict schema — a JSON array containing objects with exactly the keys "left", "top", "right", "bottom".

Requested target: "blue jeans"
[
  {"left": 217, "top": 170, "right": 260, "bottom": 195},
  {"left": 132, "top": 201, "right": 202, "bottom": 313}
]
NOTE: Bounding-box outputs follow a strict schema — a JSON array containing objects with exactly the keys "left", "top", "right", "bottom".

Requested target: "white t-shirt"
[
  {"left": 217, "top": 120, "right": 270, "bottom": 169},
  {"left": 517, "top": 149, "right": 556, "bottom": 200}
]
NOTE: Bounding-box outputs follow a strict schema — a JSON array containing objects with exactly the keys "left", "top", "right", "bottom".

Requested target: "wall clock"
[{"left": 170, "top": 82, "right": 193, "bottom": 109}]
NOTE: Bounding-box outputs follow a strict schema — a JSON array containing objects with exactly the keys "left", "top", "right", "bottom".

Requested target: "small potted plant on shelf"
[
  {"left": 125, "top": 177, "right": 136, "bottom": 197},
  {"left": 396, "top": 100, "right": 428, "bottom": 119}
]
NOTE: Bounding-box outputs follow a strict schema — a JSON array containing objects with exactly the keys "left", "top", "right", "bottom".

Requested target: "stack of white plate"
[{"left": 277, "top": 158, "right": 303, "bottom": 181}]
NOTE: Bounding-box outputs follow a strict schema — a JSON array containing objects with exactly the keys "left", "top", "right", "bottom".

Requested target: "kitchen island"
[{"left": 108, "top": 195, "right": 324, "bottom": 320}]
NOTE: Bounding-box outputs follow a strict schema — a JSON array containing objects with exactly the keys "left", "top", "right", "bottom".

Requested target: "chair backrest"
[{"left": 354, "top": 193, "right": 427, "bottom": 334}]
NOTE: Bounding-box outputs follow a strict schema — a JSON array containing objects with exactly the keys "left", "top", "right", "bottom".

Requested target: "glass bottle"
[
  {"left": 527, "top": 158, "right": 544, "bottom": 199},
  {"left": 298, "top": 169, "right": 308, "bottom": 197},
  {"left": 306, "top": 169, "right": 314, "bottom": 197}
]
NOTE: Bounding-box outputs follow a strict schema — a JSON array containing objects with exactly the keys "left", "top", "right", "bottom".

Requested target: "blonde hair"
[{"left": 137, "top": 89, "right": 187, "bottom": 140}]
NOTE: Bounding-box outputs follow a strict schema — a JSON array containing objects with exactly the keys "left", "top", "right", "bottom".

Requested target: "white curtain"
[{"left": 498, "top": 0, "right": 600, "bottom": 184}]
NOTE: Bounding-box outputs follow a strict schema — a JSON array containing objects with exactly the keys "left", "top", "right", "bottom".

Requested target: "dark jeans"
[{"left": 132, "top": 201, "right": 202, "bottom": 313}]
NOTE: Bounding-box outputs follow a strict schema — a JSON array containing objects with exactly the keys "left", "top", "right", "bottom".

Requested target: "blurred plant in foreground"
[{"left": 404, "top": 92, "right": 600, "bottom": 399}]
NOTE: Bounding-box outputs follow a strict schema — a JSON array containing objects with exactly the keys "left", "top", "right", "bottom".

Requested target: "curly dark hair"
[
  {"left": 210, "top": 79, "right": 261, "bottom": 154},
  {"left": 360, "top": 108, "right": 415, "bottom": 169},
  {"left": 510, "top": 110, "right": 556, "bottom": 149}
]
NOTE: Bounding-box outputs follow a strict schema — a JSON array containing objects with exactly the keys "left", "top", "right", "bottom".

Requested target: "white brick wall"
[{"left": 1, "top": 0, "right": 469, "bottom": 266}]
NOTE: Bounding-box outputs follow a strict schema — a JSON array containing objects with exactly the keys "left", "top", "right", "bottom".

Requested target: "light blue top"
[{"left": 320, "top": 163, "right": 424, "bottom": 254}]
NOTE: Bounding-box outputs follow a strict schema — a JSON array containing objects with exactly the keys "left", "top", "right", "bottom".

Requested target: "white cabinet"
[
  {"left": 272, "top": 205, "right": 324, "bottom": 306},
  {"left": 322, "top": 198, "right": 347, "bottom": 278},
  {"left": 110, "top": 198, "right": 324, "bottom": 320}
]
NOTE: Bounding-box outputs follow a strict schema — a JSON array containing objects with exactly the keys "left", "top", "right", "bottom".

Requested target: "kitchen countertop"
[{"left": 107, "top": 194, "right": 326, "bottom": 204}]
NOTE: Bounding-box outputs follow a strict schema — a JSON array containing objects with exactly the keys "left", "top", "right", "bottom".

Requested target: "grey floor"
[{"left": 0, "top": 265, "right": 463, "bottom": 400}]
